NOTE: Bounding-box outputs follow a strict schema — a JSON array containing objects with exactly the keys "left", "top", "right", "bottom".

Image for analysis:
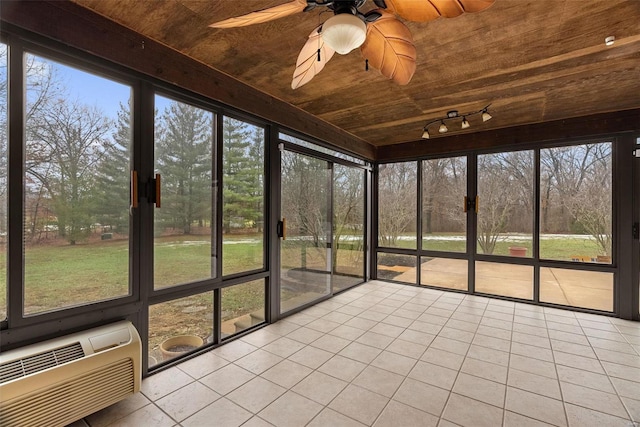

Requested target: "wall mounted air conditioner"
[{"left": 0, "top": 320, "right": 141, "bottom": 427}]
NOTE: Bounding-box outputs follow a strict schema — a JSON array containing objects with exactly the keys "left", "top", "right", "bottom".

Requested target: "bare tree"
[
  {"left": 477, "top": 151, "right": 533, "bottom": 254},
  {"left": 333, "top": 165, "right": 364, "bottom": 275},
  {"left": 28, "top": 99, "right": 113, "bottom": 244},
  {"left": 541, "top": 143, "right": 612, "bottom": 256},
  {"left": 378, "top": 162, "right": 417, "bottom": 247}
]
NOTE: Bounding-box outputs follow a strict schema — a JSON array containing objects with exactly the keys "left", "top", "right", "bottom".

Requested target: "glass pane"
[
  {"left": 154, "top": 95, "right": 214, "bottom": 289},
  {"left": 477, "top": 151, "right": 534, "bottom": 257},
  {"left": 281, "top": 151, "right": 331, "bottom": 313},
  {"left": 540, "top": 268, "right": 613, "bottom": 312},
  {"left": 221, "top": 279, "right": 265, "bottom": 338},
  {"left": 222, "top": 117, "right": 265, "bottom": 275},
  {"left": 421, "top": 257, "right": 467, "bottom": 291},
  {"left": 377, "top": 253, "right": 417, "bottom": 284},
  {"left": 333, "top": 164, "right": 365, "bottom": 292},
  {"left": 475, "top": 261, "right": 533, "bottom": 300},
  {"left": 0, "top": 43, "right": 6, "bottom": 321},
  {"left": 23, "top": 54, "right": 131, "bottom": 315},
  {"left": 540, "top": 143, "right": 612, "bottom": 264},
  {"left": 279, "top": 132, "right": 366, "bottom": 165},
  {"left": 422, "top": 157, "right": 466, "bottom": 252},
  {"left": 148, "top": 292, "right": 212, "bottom": 367},
  {"left": 378, "top": 162, "right": 417, "bottom": 249}
]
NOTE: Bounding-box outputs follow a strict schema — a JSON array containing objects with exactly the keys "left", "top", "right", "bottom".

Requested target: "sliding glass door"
[
  {"left": 280, "top": 150, "right": 332, "bottom": 312},
  {"left": 279, "top": 144, "right": 367, "bottom": 314}
]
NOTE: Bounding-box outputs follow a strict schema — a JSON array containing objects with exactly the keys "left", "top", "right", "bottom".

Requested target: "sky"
[{"left": 49, "top": 57, "right": 171, "bottom": 121}]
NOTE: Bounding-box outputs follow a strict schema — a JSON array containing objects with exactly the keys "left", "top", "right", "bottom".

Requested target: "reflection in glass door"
[
  {"left": 333, "top": 164, "right": 365, "bottom": 292},
  {"left": 421, "top": 157, "right": 468, "bottom": 291},
  {"left": 280, "top": 151, "right": 331, "bottom": 313}
]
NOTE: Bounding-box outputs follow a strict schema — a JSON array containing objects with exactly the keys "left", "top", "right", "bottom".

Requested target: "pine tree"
[
  {"left": 222, "top": 117, "right": 264, "bottom": 234},
  {"left": 155, "top": 101, "right": 213, "bottom": 234},
  {"left": 94, "top": 101, "right": 132, "bottom": 235}
]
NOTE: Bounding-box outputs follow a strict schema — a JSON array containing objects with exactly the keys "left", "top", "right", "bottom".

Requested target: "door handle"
[
  {"left": 130, "top": 170, "right": 138, "bottom": 209},
  {"left": 277, "top": 218, "right": 286, "bottom": 239},
  {"left": 154, "top": 173, "right": 161, "bottom": 208}
]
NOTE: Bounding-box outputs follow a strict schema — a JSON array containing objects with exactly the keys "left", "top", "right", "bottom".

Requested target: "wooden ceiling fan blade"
[
  {"left": 384, "top": 0, "right": 495, "bottom": 22},
  {"left": 383, "top": 0, "right": 439, "bottom": 22},
  {"left": 209, "top": 0, "right": 307, "bottom": 29},
  {"left": 292, "top": 26, "right": 336, "bottom": 89},
  {"left": 457, "top": 0, "right": 496, "bottom": 13},
  {"left": 360, "top": 10, "right": 416, "bottom": 85}
]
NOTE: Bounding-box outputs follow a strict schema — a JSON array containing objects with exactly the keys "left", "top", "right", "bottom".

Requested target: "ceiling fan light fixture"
[{"left": 321, "top": 13, "right": 367, "bottom": 55}]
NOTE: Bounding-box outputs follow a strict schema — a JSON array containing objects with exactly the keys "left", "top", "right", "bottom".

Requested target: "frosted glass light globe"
[{"left": 321, "top": 14, "right": 367, "bottom": 55}]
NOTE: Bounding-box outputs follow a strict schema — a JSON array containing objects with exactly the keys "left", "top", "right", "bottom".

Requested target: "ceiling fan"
[{"left": 210, "top": 0, "right": 495, "bottom": 89}]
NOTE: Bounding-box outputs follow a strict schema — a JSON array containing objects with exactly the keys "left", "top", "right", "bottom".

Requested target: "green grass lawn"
[
  {"left": 381, "top": 234, "right": 605, "bottom": 260},
  {"left": 0, "top": 233, "right": 607, "bottom": 325}
]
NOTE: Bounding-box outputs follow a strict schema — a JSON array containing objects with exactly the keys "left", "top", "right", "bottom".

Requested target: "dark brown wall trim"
[
  {"left": 0, "top": 0, "right": 375, "bottom": 160},
  {"left": 377, "top": 109, "right": 640, "bottom": 161}
]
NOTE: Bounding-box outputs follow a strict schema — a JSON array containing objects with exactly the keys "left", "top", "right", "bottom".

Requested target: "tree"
[
  {"left": 94, "top": 101, "right": 132, "bottom": 234},
  {"left": 222, "top": 118, "right": 264, "bottom": 234},
  {"left": 333, "top": 165, "right": 364, "bottom": 275},
  {"left": 542, "top": 143, "right": 612, "bottom": 256},
  {"left": 281, "top": 151, "right": 329, "bottom": 247},
  {"left": 28, "top": 99, "right": 113, "bottom": 244},
  {"left": 155, "top": 101, "right": 213, "bottom": 234},
  {"left": 476, "top": 151, "right": 533, "bottom": 254},
  {"left": 378, "top": 162, "right": 416, "bottom": 247},
  {"left": 21, "top": 54, "right": 66, "bottom": 241}
]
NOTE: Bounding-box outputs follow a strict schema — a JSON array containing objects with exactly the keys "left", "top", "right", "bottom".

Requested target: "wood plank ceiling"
[{"left": 71, "top": 0, "right": 640, "bottom": 148}]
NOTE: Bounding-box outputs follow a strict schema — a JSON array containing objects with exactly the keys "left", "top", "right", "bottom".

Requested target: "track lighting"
[{"left": 421, "top": 104, "right": 492, "bottom": 139}]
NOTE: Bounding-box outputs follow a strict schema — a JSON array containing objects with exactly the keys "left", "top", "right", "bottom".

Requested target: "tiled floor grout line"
[
  {"left": 438, "top": 295, "right": 489, "bottom": 427},
  {"left": 99, "top": 281, "right": 640, "bottom": 427},
  {"left": 547, "top": 309, "right": 571, "bottom": 427}
]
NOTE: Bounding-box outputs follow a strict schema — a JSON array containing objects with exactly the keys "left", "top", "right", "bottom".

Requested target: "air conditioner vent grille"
[
  {"left": 0, "top": 361, "right": 24, "bottom": 384},
  {"left": 0, "top": 342, "right": 84, "bottom": 384}
]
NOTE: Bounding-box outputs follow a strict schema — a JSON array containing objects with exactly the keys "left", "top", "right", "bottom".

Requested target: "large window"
[
  {"left": 154, "top": 95, "right": 215, "bottom": 289},
  {"left": 0, "top": 43, "right": 6, "bottom": 321},
  {"left": 23, "top": 53, "right": 132, "bottom": 314},
  {"left": 540, "top": 143, "right": 612, "bottom": 263},
  {"left": 477, "top": 151, "right": 534, "bottom": 257},
  {"left": 333, "top": 164, "right": 365, "bottom": 292},
  {"left": 222, "top": 117, "right": 265, "bottom": 276},
  {"left": 376, "top": 143, "right": 617, "bottom": 313},
  {"left": 378, "top": 162, "right": 417, "bottom": 249},
  {"left": 422, "top": 157, "right": 466, "bottom": 253}
]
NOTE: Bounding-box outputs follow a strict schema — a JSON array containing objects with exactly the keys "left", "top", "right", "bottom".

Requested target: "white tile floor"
[{"left": 83, "top": 280, "right": 640, "bottom": 427}]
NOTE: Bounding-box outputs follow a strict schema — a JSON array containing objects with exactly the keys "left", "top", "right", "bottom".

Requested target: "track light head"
[
  {"left": 422, "top": 129, "right": 430, "bottom": 139},
  {"left": 461, "top": 117, "right": 470, "bottom": 129},
  {"left": 439, "top": 121, "right": 448, "bottom": 133},
  {"left": 482, "top": 110, "right": 492, "bottom": 122}
]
